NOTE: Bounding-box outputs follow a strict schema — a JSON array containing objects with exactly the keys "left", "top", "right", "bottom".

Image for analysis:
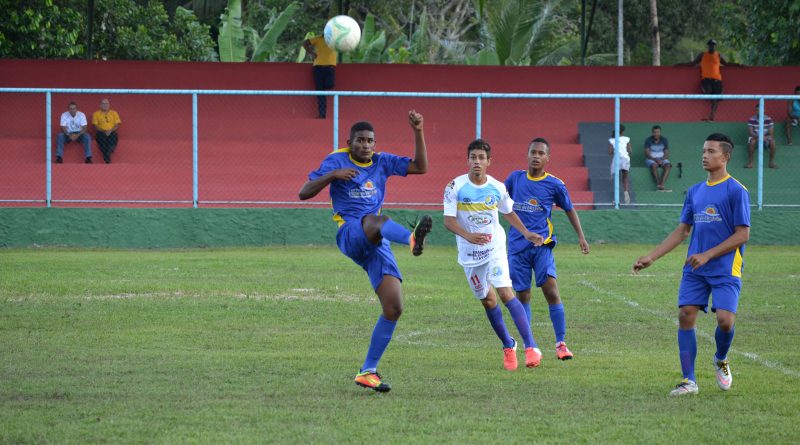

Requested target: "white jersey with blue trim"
[{"left": 443, "top": 174, "right": 514, "bottom": 267}]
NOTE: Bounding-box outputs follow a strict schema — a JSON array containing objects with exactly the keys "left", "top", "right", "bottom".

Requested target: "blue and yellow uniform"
[
  {"left": 505, "top": 171, "right": 573, "bottom": 289},
  {"left": 678, "top": 175, "right": 750, "bottom": 313},
  {"left": 308, "top": 148, "right": 410, "bottom": 290}
]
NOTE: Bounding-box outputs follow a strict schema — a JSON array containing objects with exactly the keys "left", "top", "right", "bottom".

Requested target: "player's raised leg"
[{"left": 362, "top": 214, "right": 432, "bottom": 256}]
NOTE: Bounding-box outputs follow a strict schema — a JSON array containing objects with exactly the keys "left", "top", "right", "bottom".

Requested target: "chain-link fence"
[{"left": 1, "top": 89, "right": 798, "bottom": 209}]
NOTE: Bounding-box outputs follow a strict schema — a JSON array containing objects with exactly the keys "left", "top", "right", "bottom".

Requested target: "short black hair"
[
  {"left": 706, "top": 132, "right": 734, "bottom": 154},
  {"left": 528, "top": 137, "right": 550, "bottom": 154},
  {"left": 349, "top": 121, "right": 374, "bottom": 141},
  {"left": 610, "top": 124, "right": 625, "bottom": 136},
  {"left": 652, "top": 125, "right": 661, "bottom": 131},
  {"left": 68, "top": 101, "right": 77, "bottom": 107},
  {"left": 467, "top": 138, "right": 491, "bottom": 158}
]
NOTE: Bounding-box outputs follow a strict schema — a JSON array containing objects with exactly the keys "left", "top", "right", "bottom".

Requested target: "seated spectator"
[
  {"left": 746, "top": 103, "right": 777, "bottom": 169},
  {"left": 56, "top": 101, "right": 92, "bottom": 164},
  {"left": 92, "top": 98, "right": 121, "bottom": 164},
  {"left": 608, "top": 125, "right": 632, "bottom": 205},
  {"left": 786, "top": 85, "right": 800, "bottom": 145},
  {"left": 644, "top": 125, "right": 672, "bottom": 191}
]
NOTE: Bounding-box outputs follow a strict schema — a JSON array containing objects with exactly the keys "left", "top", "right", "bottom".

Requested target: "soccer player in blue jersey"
[
  {"left": 298, "top": 111, "right": 433, "bottom": 393},
  {"left": 505, "top": 138, "right": 590, "bottom": 362},
  {"left": 444, "top": 139, "right": 545, "bottom": 371},
  {"left": 632, "top": 133, "right": 750, "bottom": 397}
]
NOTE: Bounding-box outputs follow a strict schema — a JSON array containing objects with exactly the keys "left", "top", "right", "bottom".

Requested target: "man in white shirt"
[
  {"left": 608, "top": 125, "right": 632, "bottom": 204},
  {"left": 443, "top": 138, "right": 544, "bottom": 371},
  {"left": 56, "top": 101, "right": 92, "bottom": 164}
]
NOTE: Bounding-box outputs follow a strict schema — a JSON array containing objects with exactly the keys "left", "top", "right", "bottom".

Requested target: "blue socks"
[
  {"left": 361, "top": 315, "right": 397, "bottom": 373},
  {"left": 678, "top": 328, "right": 697, "bottom": 382},
  {"left": 505, "top": 298, "right": 537, "bottom": 348},
  {"left": 549, "top": 303, "right": 567, "bottom": 343},
  {"left": 715, "top": 325, "right": 735, "bottom": 361},
  {"left": 485, "top": 305, "right": 514, "bottom": 348},
  {"left": 379, "top": 219, "right": 412, "bottom": 245},
  {"left": 522, "top": 302, "right": 532, "bottom": 324}
]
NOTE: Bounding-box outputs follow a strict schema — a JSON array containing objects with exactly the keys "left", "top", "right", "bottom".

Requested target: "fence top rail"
[{"left": 1, "top": 87, "right": 799, "bottom": 101}]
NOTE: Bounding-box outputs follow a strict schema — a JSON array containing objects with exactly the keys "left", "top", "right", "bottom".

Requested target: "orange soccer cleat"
[
  {"left": 556, "top": 341, "right": 574, "bottom": 360},
  {"left": 354, "top": 370, "right": 392, "bottom": 392}
]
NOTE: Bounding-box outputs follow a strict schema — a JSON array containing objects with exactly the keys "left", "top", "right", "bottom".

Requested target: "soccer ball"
[{"left": 323, "top": 15, "right": 361, "bottom": 53}]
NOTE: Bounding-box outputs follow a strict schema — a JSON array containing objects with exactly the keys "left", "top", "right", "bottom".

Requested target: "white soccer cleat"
[
  {"left": 669, "top": 378, "right": 699, "bottom": 397},
  {"left": 714, "top": 356, "right": 733, "bottom": 391}
]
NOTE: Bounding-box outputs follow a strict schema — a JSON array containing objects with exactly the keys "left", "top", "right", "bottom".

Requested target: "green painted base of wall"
[{"left": 1, "top": 208, "right": 798, "bottom": 248}]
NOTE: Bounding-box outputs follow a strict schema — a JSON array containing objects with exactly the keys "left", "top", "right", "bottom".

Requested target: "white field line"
[{"left": 579, "top": 280, "right": 800, "bottom": 378}]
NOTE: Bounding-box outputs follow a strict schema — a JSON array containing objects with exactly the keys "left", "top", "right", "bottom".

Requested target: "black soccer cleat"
[{"left": 409, "top": 215, "right": 432, "bottom": 256}]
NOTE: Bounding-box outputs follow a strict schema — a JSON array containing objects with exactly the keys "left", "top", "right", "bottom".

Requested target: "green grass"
[{"left": 2, "top": 245, "right": 799, "bottom": 444}]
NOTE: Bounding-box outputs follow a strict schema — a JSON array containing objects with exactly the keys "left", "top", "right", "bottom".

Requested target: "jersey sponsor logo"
[
  {"left": 467, "top": 213, "right": 493, "bottom": 226},
  {"left": 513, "top": 196, "right": 544, "bottom": 212},
  {"left": 467, "top": 247, "right": 494, "bottom": 262},
  {"left": 694, "top": 205, "right": 723, "bottom": 223},
  {"left": 484, "top": 195, "right": 497, "bottom": 206},
  {"left": 349, "top": 180, "right": 378, "bottom": 199},
  {"left": 490, "top": 266, "right": 503, "bottom": 277}
]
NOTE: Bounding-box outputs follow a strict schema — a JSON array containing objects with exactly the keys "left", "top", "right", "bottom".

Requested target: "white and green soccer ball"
[{"left": 323, "top": 15, "right": 361, "bottom": 53}]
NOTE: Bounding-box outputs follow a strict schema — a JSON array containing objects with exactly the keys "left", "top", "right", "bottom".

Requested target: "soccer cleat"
[
  {"left": 354, "top": 370, "right": 391, "bottom": 393},
  {"left": 525, "top": 347, "right": 542, "bottom": 368},
  {"left": 669, "top": 378, "right": 699, "bottom": 397},
  {"left": 713, "top": 356, "right": 732, "bottom": 391},
  {"left": 409, "top": 215, "right": 433, "bottom": 256},
  {"left": 503, "top": 338, "right": 518, "bottom": 371},
  {"left": 555, "top": 341, "right": 574, "bottom": 360}
]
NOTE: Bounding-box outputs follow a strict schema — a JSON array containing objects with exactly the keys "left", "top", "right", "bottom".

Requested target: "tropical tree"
[
  {"left": 218, "top": 0, "right": 300, "bottom": 62},
  {"left": 0, "top": 0, "right": 84, "bottom": 59},
  {"left": 716, "top": 0, "right": 800, "bottom": 66}
]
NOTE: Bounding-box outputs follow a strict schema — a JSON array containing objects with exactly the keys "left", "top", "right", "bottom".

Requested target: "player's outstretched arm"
[
  {"left": 565, "top": 209, "right": 590, "bottom": 254},
  {"left": 298, "top": 168, "right": 358, "bottom": 200},
  {"left": 444, "top": 216, "right": 491, "bottom": 245},
  {"left": 685, "top": 225, "right": 749, "bottom": 270},
  {"left": 502, "top": 211, "right": 544, "bottom": 246},
  {"left": 406, "top": 110, "right": 428, "bottom": 175},
  {"left": 632, "top": 223, "right": 691, "bottom": 274}
]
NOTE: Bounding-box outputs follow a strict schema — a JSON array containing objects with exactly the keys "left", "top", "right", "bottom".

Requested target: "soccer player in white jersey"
[
  {"left": 633, "top": 133, "right": 750, "bottom": 397},
  {"left": 443, "top": 139, "right": 545, "bottom": 370},
  {"left": 505, "top": 138, "right": 590, "bottom": 362}
]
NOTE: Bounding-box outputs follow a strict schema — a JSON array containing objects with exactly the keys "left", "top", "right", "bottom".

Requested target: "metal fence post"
[
  {"left": 192, "top": 93, "right": 198, "bottom": 208},
  {"left": 476, "top": 96, "right": 482, "bottom": 139},
  {"left": 757, "top": 97, "right": 764, "bottom": 211},
  {"left": 613, "top": 97, "right": 620, "bottom": 210},
  {"left": 333, "top": 93, "right": 339, "bottom": 151},
  {"left": 45, "top": 91, "right": 52, "bottom": 207}
]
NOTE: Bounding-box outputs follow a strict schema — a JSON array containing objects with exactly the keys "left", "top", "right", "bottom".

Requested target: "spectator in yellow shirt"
[
  {"left": 92, "top": 98, "right": 121, "bottom": 164},
  {"left": 303, "top": 34, "right": 337, "bottom": 119}
]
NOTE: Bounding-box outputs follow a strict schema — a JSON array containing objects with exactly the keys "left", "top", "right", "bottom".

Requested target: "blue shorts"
[
  {"left": 509, "top": 244, "right": 557, "bottom": 291},
  {"left": 336, "top": 218, "right": 402, "bottom": 290},
  {"left": 645, "top": 158, "right": 671, "bottom": 168},
  {"left": 678, "top": 271, "right": 741, "bottom": 313}
]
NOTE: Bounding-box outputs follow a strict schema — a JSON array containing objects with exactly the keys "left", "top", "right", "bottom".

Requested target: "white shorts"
[
  {"left": 610, "top": 157, "right": 630, "bottom": 174},
  {"left": 463, "top": 255, "right": 513, "bottom": 299}
]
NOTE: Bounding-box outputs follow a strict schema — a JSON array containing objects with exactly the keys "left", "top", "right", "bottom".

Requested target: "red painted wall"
[{"left": 3, "top": 59, "right": 800, "bottom": 94}]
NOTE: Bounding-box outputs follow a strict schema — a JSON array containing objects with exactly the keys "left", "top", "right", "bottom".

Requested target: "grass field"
[{"left": 2, "top": 244, "right": 799, "bottom": 444}]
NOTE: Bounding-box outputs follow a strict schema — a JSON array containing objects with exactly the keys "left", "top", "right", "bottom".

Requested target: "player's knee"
[{"left": 383, "top": 302, "right": 403, "bottom": 320}]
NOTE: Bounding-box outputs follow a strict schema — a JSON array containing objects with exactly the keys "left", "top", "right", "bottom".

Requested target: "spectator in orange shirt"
[
  {"left": 676, "top": 39, "right": 744, "bottom": 122},
  {"left": 92, "top": 98, "right": 121, "bottom": 164}
]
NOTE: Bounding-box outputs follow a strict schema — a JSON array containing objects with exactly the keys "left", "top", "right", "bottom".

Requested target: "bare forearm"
[
  {"left": 444, "top": 216, "right": 470, "bottom": 238},
  {"left": 648, "top": 225, "right": 691, "bottom": 261},
  {"left": 298, "top": 175, "right": 333, "bottom": 200},
  {"left": 408, "top": 129, "right": 427, "bottom": 174},
  {"left": 502, "top": 211, "right": 529, "bottom": 235},
  {"left": 703, "top": 227, "right": 749, "bottom": 259},
  {"left": 565, "top": 209, "right": 586, "bottom": 240}
]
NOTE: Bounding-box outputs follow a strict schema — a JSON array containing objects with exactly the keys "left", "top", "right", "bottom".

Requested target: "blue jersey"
[
  {"left": 309, "top": 148, "right": 410, "bottom": 226},
  {"left": 505, "top": 171, "right": 573, "bottom": 255},
  {"left": 680, "top": 175, "right": 750, "bottom": 277}
]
